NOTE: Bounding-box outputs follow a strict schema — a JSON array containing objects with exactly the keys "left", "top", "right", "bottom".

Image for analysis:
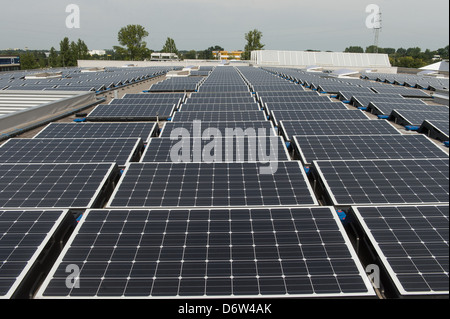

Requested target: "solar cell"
[
  {"left": 312, "top": 159, "right": 449, "bottom": 207},
  {"left": 279, "top": 120, "right": 402, "bottom": 141},
  {"left": 140, "top": 137, "right": 290, "bottom": 163},
  {"left": 33, "top": 123, "right": 157, "bottom": 143},
  {"left": 0, "top": 210, "right": 73, "bottom": 299},
  {"left": 293, "top": 135, "right": 449, "bottom": 165},
  {"left": 36, "top": 207, "right": 375, "bottom": 298},
  {"left": 351, "top": 205, "right": 449, "bottom": 297},
  {"left": 107, "top": 162, "right": 318, "bottom": 208},
  {"left": 0, "top": 138, "right": 143, "bottom": 167},
  {"left": 0, "top": 163, "right": 119, "bottom": 209},
  {"left": 185, "top": 97, "right": 256, "bottom": 104}
]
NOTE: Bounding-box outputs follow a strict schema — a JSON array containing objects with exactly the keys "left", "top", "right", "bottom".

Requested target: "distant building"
[
  {"left": 89, "top": 50, "right": 106, "bottom": 56},
  {"left": 0, "top": 56, "right": 21, "bottom": 72},
  {"left": 151, "top": 52, "right": 179, "bottom": 61},
  {"left": 212, "top": 51, "right": 244, "bottom": 61}
]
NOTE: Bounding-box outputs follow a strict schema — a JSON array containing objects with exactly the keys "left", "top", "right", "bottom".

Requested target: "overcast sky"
[{"left": 0, "top": 0, "right": 448, "bottom": 52}]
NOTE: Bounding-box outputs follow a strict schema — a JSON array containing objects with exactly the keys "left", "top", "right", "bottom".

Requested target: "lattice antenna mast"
[{"left": 373, "top": 10, "right": 382, "bottom": 53}]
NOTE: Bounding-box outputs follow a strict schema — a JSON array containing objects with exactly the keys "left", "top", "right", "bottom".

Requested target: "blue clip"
[
  {"left": 405, "top": 126, "right": 420, "bottom": 131},
  {"left": 358, "top": 107, "right": 368, "bottom": 111},
  {"left": 444, "top": 141, "right": 449, "bottom": 147},
  {"left": 304, "top": 167, "right": 310, "bottom": 175},
  {"left": 377, "top": 115, "right": 389, "bottom": 119},
  {"left": 73, "top": 118, "right": 86, "bottom": 123},
  {"left": 337, "top": 210, "right": 347, "bottom": 222}
]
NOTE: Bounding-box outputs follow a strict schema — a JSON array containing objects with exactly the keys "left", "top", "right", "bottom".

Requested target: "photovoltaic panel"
[
  {"left": 279, "top": 120, "right": 402, "bottom": 141},
  {"left": 109, "top": 98, "right": 181, "bottom": 107},
  {"left": 351, "top": 95, "right": 415, "bottom": 108},
  {"left": 0, "top": 163, "right": 118, "bottom": 209},
  {"left": 293, "top": 135, "right": 449, "bottom": 165},
  {"left": 0, "top": 210, "right": 70, "bottom": 299},
  {"left": 122, "top": 93, "right": 186, "bottom": 100},
  {"left": 313, "top": 159, "right": 449, "bottom": 207},
  {"left": 265, "top": 102, "right": 348, "bottom": 112},
  {"left": 0, "top": 138, "right": 143, "bottom": 167},
  {"left": 171, "top": 111, "right": 267, "bottom": 122},
  {"left": 261, "top": 96, "right": 332, "bottom": 104},
  {"left": 351, "top": 205, "right": 449, "bottom": 297},
  {"left": 419, "top": 120, "right": 449, "bottom": 142},
  {"left": 140, "top": 137, "right": 290, "bottom": 163},
  {"left": 86, "top": 104, "right": 175, "bottom": 121},
  {"left": 107, "top": 162, "right": 318, "bottom": 208},
  {"left": 390, "top": 110, "right": 450, "bottom": 126},
  {"left": 160, "top": 121, "right": 277, "bottom": 138},
  {"left": 271, "top": 110, "right": 369, "bottom": 126},
  {"left": 34, "top": 123, "right": 157, "bottom": 143},
  {"left": 36, "top": 207, "right": 375, "bottom": 299},
  {"left": 179, "top": 103, "right": 260, "bottom": 112},
  {"left": 190, "top": 92, "right": 253, "bottom": 98},
  {"left": 198, "top": 85, "right": 250, "bottom": 93},
  {"left": 371, "top": 87, "right": 432, "bottom": 98},
  {"left": 185, "top": 97, "right": 256, "bottom": 104},
  {"left": 367, "top": 102, "right": 444, "bottom": 116}
]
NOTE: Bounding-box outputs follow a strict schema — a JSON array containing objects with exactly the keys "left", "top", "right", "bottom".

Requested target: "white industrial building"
[{"left": 251, "top": 50, "right": 395, "bottom": 73}]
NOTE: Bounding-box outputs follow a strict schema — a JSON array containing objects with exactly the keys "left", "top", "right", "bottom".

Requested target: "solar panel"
[
  {"left": 199, "top": 85, "right": 250, "bottom": 93},
  {"left": 351, "top": 205, "right": 449, "bottom": 297},
  {"left": 185, "top": 97, "right": 256, "bottom": 104},
  {"left": 179, "top": 103, "right": 260, "bottom": 112},
  {"left": 34, "top": 123, "right": 157, "bottom": 143},
  {"left": 140, "top": 137, "right": 290, "bottom": 163},
  {"left": 419, "top": 120, "right": 450, "bottom": 142},
  {"left": 351, "top": 95, "right": 411, "bottom": 108},
  {"left": 312, "top": 159, "right": 449, "bottom": 207},
  {"left": 261, "top": 96, "right": 332, "bottom": 104},
  {"left": 110, "top": 98, "right": 181, "bottom": 107},
  {"left": 0, "top": 210, "right": 73, "bottom": 299},
  {"left": 368, "top": 102, "right": 444, "bottom": 116},
  {"left": 160, "top": 121, "right": 277, "bottom": 138},
  {"left": 390, "top": 110, "right": 450, "bottom": 126},
  {"left": 107, "top": 162, "right": 318, "bottom": 208},
  {"left": 190, "top": 92, "right": 253, "bottom": 98},
  {"left": 0, "top": 163, "right": 119, "bottom": 209},
  {"left": 279, "top": 120, "right": 402, "bottom": 141},
  {"left": 123, "top": 93, "right": 186, "bottom": 100},
  {"left": 271, "top": 110, "right": 369, "bottom": 126},
  {"left": 86, "top": 104, "right": 176, "bottom": 121},
  {"left": 0, "top": 138, "right": 143, "bottom": 167},
  {"left": 171, "top": 111, "right": 267, "bottom": 122},
  {"left": 293, "top": 135, "right": 449, "bottom": 165},
  {"left": 370, "top": 87, "right": 431, "bottom": 98},
  {"left": 36, "top": 207, "right": 375, "bottom": 298},
  {"left": 265, "top": 102, "right": 348, "bottom": 112}
]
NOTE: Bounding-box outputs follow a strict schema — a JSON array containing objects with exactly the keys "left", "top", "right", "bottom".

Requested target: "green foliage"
[
  {"left": 117, "top": 24, "right": 151, "bottom": 60},
  {"left": 20, "top": 52, "right": 40, "bottom": 70},
  {"left": 344, "top": 46, "right": 364, "bottom": 53},
  {"left": 161, "top": 38, "right": 178, "bottom": 55},
  {"left": 243, "top": 29, "right": 264, "bottom": 60}
]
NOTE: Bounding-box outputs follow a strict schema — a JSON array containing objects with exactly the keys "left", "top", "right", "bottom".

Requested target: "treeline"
[
  {"left": 1, "top": 37, "right": 90, "bottom": 70},
  {"left": 345, "top": 45, "right": 449, "bottom": 68}
]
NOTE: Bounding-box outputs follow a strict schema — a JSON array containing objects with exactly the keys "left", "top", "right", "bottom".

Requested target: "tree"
[
  {"left": 366, "top": 45, "right": 384, "bottom": 53},
  {"left": 344, "top": 46, "right": 364, "bottom": 53},
  {"left": 396, "top": 48, "right": 407, "bottom": 57},
  {"left": 243, "top": 29, "right": 264, "bottom": 60},
  {"left": 20, "top": 52, "right": 39, "bottom": 70},
  {"left": 77, "top": 39, "right": 89, "bottom": 60},
  {"left": 48, "top": 47, "right": 59, "bottom": 67},
  {"left": 437, "top": 45, "right": 449, "bottom": 60},
  {"left": 162, "top": 37, "right": 179, "bottom": 55},
  {"left": 406, "top": 47, "right": 421, "bottom": 58},
  {"left": 59, "top": 37, "right": 71, "bottom": 67},
  {"left": 183, "top": 50, "right": 197, "bottom": 60},
  {"left": 117, "top": 24, "right": 151, "bottom": 60}
]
